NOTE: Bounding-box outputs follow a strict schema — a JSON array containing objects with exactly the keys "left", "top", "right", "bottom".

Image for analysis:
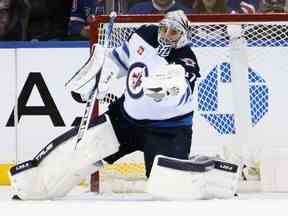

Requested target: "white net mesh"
[{"left": 91, "top": 15, "right": 288, "bottom": 192}]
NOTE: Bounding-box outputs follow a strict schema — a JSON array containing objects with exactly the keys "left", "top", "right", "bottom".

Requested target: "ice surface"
[{"left": 1, "top": 186, "right": 288, "bottom": 216}]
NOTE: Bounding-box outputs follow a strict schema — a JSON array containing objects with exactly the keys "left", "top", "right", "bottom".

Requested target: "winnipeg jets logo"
[
  {"left": 181, "top": 58, "right": 196, "bottom": 67},
  {"left": 127, "top": 62, "right": 148, "bottom": 99},
  {"left": 131, "top": 71, "right": 142, "bottom": 89}
]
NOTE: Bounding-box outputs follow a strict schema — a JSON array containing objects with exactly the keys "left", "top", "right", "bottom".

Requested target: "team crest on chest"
[{"left": 127, "top": 62, "right": 149, "bottom": 99}]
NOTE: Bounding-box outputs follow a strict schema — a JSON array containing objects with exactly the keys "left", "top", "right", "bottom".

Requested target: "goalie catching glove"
[
  {"left": 146, "top": 155, "right": 240, "bottom": 200},
  {"left": 142, "top": 64, "right": 187, "bottom": 102}
]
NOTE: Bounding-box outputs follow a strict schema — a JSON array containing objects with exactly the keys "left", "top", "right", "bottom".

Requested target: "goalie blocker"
[
  {"left": 8, "top": 115, "right": 119, "bottom": 200},
  {"left": 146, "top": 155, "right": 240, "bottom": 200}
]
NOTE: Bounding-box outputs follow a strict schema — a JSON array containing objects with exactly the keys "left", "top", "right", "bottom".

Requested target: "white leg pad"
[
  {"left": 146, "top": 158, "right": 207, "bottom": 200},
  {"left": 146, "top": 155, "right": 240, "bottom": 200},
  {"left": 9, "top": 161, "right": 47, "bottom": 200},
  {"left": 9, "top": 115, "right": 119, "bottom": 200}
]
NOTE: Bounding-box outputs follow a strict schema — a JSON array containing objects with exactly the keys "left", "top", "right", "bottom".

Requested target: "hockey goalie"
[{"left": 8, "top": 10, "right": 240, "bottom": 200}]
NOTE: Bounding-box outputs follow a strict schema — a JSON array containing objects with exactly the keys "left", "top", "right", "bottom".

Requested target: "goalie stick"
[{"left": 73, "top": 11, "right": 117, "bottom": 150}]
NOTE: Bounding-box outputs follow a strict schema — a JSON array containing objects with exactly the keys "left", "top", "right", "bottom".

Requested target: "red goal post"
[{"left": 88, "top": 13, "right": 288, "bottom": 193}]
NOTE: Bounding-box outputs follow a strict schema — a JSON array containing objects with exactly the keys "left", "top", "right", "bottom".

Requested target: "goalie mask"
[{"left": 158, "top": 10, "right": 190, "bottom": 50}]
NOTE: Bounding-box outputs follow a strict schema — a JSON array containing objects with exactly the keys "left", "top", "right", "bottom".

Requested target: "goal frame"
[{"left": 88, "top": 13, "right": 288, "bottom": 193}]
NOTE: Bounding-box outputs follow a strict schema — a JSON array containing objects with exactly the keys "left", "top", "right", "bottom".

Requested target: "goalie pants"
[{"left": 103, "top": 97, "right": 193, "bottom": 177}]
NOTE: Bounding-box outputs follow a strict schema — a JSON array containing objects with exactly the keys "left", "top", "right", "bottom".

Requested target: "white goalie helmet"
[{"left": 158, "top": 10, "right": 190, "bottom": 49}]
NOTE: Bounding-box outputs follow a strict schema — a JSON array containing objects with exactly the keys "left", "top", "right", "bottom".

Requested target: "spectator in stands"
[
  {"left": 192, "top": 0, "right": 256, "bottom": 14},
  {"left": 258, "top": 0, "right": 287, "bottom": 12},
  {"left": 228, "top": 0, "right": 258, "bottom": 13},
  {"left": 68, "top": 0, "right": 106, "bottom": 40},
  {"left": 26, "top": 0, "right": 72, "bottom": 41},
  {"left": 0, "top": 0, "right": 11, "bottom": 40},
  {"left": 180, "top": 0, "right": 196, "bottom": 8},
  {"left": 51, "top": 0, "right": 74, "bottom": 40},
  {"left": 128, "top": 0, "right": 192, "bottom": 14},
  {"left": 192, "top": 0, "right": 229, "bottom": 13},
  {"left": 0, "top": 0, "right": 30, "bottom": 41}
]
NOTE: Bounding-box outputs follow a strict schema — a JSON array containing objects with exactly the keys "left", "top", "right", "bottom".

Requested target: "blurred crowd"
[{"left": 0, "top": 0, "right": 287, "bottom": 41}]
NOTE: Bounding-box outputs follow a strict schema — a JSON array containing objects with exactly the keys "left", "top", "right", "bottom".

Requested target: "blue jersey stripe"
[
  {"left": 177, "top": 92, "right": 186, "bottom": 106},
  {"left": 183, "top": 86, "right": 191, "bottom": 105},
  {"left": 112, "top": 49, "right": 128, "bottom": 70},
  {"left": 122, "top": 42, "right": 130, "bottom": 58}
]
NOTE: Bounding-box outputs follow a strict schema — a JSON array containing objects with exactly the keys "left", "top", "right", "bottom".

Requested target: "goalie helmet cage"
[{"left": 89, "top": 14, "right": 288, "bottom": 193}]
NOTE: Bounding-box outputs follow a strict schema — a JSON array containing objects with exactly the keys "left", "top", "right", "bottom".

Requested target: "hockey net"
[{"left": 89, "top": 14, "right": 288, "bottom": 193}]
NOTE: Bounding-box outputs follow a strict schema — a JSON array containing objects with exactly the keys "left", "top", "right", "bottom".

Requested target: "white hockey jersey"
[{"left": 111, "top": 24, "right": 200, "bottom": 125}]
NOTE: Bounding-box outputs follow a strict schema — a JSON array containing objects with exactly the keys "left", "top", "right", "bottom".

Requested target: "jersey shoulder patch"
[{"left": 175, "top": 45, "right": 201, "bottom": 78}]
